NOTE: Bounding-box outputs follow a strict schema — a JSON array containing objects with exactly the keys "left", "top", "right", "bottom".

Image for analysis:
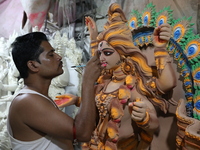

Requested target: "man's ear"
[{"left": 27, "top": 60, "right": 39, "bottom": 72}]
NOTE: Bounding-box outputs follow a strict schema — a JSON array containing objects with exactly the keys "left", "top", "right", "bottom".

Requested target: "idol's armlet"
[
  {"left": 147, "top": 77, "right": 166, "bottom": 95},
  {"left": 154, "top": 48, "right": 172, "bottom": 75}
]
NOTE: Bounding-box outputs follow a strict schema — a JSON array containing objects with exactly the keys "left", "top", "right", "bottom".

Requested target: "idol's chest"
[{"left": 95, "top": 90, "right": 119, "bottom": 119}]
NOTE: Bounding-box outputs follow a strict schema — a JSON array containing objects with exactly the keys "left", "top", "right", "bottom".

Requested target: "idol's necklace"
[{"left": 112, "top": 70, "right": 126, "bottom": 83}]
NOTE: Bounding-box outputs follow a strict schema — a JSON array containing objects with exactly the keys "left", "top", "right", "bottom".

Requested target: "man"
[{"left": 7, "top": 32, "right": 102, "bottom": 149}]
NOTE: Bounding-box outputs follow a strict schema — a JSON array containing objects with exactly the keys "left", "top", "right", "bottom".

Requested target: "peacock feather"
[
  {"left": 141, "top": 3, "right": 156, "bottom": 27},
  {"left": 193, "top": 90, "right": 200, "bottom": 120},
  {"left": 128, "top": 3, "right": 200, "bottom": 119},
  {"left": 155, "top": 6, "right": 173, "bottom": 26},
  {"left": 128, "top": 9, "right": 141, "bottom": 31}
]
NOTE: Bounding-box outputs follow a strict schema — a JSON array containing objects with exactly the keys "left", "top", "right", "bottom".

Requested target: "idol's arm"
[
  {"left": 85, "top": 16, "right": 98, "bottom": 56},
  {"left": 129, "top": 94, "right": 159, "bottom": 150},
  {"left": 153, "top": 23, "right": 177, "bottom": 93}
]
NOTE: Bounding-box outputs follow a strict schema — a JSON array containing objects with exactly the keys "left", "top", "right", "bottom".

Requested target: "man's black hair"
[{"left": 11, "top": 32, "right": 48, "bottom": 78}]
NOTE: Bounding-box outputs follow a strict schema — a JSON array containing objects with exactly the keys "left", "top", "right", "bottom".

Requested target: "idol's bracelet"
[{"left": 136, "top": 112, "right": 150, "bottom": 128}]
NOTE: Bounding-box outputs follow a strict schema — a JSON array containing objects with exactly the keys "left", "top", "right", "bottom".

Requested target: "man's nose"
[{"left": 56, "top": 53, "right": 62, "bottom": 60}]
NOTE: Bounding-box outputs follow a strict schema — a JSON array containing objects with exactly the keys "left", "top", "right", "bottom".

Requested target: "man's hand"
[
  {"left": 83, "top": 51, "right": 103, "bottom": 83},
  {"left": 152, "top": 23, "right": 171, "bottom": 48}
]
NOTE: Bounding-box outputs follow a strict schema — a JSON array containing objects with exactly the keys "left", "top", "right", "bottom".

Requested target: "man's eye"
[{"left": 104, "top": 51, "right": 113, "bottom": 56}]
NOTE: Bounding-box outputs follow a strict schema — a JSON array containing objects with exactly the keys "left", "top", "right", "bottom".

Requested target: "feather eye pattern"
[
  {"left": 192, "top": 64, "right": 200, "bottom": 89},
  {"left": 155, "top": 6, "right": 173, "bottom": 27},
  {"left": 193, "top": 91, "right": 200, "bottom": 120},
  {"left": 128, "top": 3, "right": 200, "bottom": 119},
  {"left": 128, "top": 9, "right": 141, "bottom": 31},
  {"left": 172, "top": 19, "right": 191, "bottom": 42},
  {"left": 185, "top": 37, "right": 200, "bottom": 64},
  {"left": 141, "top": 3, "right": 156, "bottom": 27},
  {"left": 142, "top": 11, "right": 152, "bottom": 26}
]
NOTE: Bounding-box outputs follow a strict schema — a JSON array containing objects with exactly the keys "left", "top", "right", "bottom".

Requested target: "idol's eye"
[{"left": 103, "top": 51, "right": 114, "bottom": 56}]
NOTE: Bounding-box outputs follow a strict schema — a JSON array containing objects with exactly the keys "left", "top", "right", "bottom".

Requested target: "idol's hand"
[
  {"left": 128, "top": 98, "right": 147, "bottom": 122},
  {"left": 85, "top": 16, "right": 98, "bottom": 41},
  {"left": 153, "top": 23, "right": 171, "bottom": 48},
  {"left": 54, "top": 94, "right": 79, "bottom": 108}
]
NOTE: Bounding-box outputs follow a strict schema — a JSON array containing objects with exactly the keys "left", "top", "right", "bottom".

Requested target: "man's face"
[
  {"left": 37, "top": 41, "right": 63, "bottom": 79},
  {"left": 98, "top": 41, "right": 121, "bottom": 70}
]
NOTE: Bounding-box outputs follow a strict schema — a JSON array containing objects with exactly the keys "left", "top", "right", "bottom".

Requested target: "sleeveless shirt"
[{"left": 7, "top": 89, "right": 66, "bottom": 150}]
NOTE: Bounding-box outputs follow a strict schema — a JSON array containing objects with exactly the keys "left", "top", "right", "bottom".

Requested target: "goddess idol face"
[{"left": 98, "top": 41, "right": 122, "bottom": 70}]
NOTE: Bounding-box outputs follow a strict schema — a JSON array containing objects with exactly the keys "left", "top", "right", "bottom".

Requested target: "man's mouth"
[{"left": 59, "top": 61, "right": 63, "bottom": 67}]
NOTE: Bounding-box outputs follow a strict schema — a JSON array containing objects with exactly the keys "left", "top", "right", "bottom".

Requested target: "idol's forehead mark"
[
  {"left": 99, "top": 41, "right": 103, "bottom": 47},
  {"left": 98, "top": 41, "right": 103, "bottom": 51},
  {"left": 99, "top": 41, "right": 110, "bottom": 51}
]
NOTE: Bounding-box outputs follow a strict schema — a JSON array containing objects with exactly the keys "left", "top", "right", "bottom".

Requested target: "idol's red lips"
[{"left": 101, "top": 62, "right": 107, "bottom": 67}]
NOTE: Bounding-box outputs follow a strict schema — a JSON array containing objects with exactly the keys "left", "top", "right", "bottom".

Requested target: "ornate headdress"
[{"left": 96, "top": 3, "right": 140, "bottom": 56}]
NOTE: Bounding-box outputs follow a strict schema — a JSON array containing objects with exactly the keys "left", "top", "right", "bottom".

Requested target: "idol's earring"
[
  {"left": 120, "top": 55, "right": 126, "bottom": 62},
  {"left": 121, "top": 57, "right": 135, "bottom": 75},
  {"left": 120, "top": 55, "right": 127, "bottom": 75}
]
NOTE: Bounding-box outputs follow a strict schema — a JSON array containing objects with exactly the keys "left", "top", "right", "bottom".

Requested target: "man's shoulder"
[{"left": 11, "top": 92, "right": 51, "bottom": 110}]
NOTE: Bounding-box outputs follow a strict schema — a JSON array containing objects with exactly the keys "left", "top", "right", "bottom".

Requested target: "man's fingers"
[
  {"left": 89, "top": 51, "right": 100, "bottom": 63},
  {"left": 93, "top": 50, "right": 99, "bottom": 57}
]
